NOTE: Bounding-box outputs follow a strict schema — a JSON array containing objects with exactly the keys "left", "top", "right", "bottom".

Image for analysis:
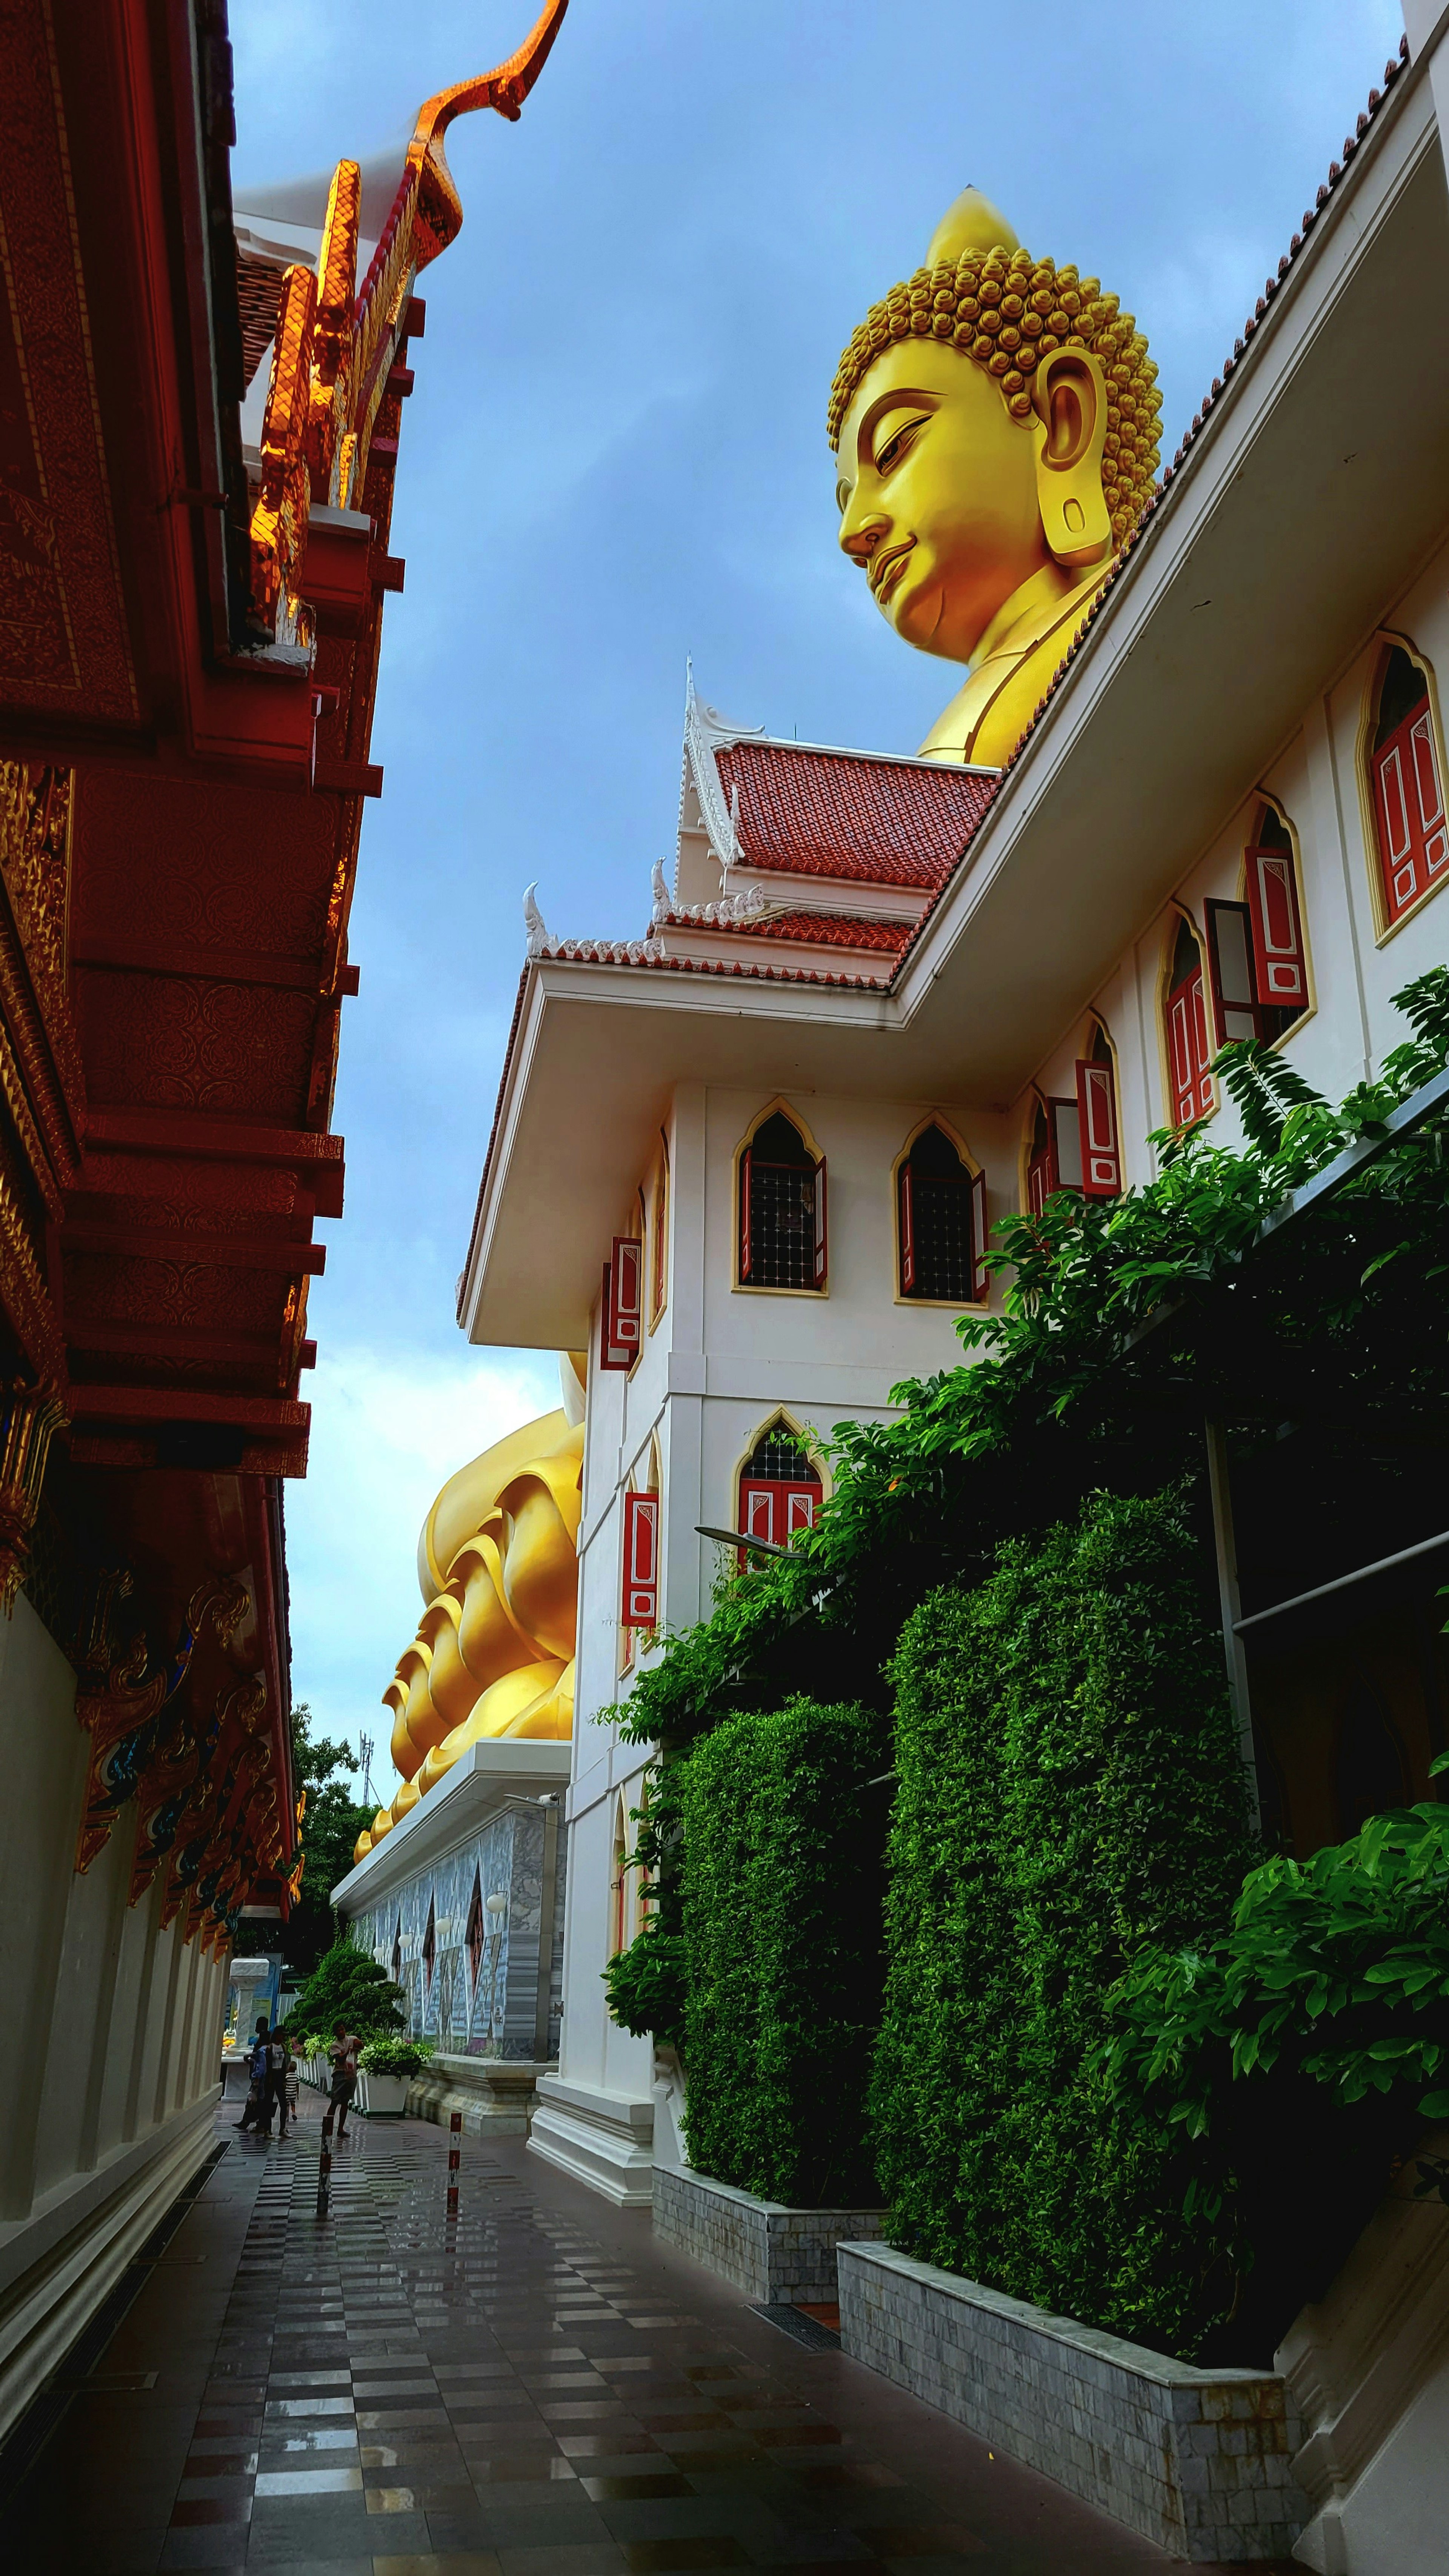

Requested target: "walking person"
[
  {"left": 266, "top": 2025, "right": 294, "bottom": 2138},
  {"left": 321, "top": 2022, "right": 360, "bottom": 2141},
  {"left": 235, "top": 2016, "right": 271, "bottom": 2131}
]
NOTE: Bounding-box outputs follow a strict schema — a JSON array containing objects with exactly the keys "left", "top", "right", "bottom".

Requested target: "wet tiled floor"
[{"left": 0, "top": 2095, "right": 1299, "bottom": 2573}]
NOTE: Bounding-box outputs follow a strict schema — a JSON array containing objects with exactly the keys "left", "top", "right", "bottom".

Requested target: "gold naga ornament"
[
  {"left": 354, "top": 1365, "right": 586, "bottom": 1864},
  {"left": 829, "top": 186, "right": 1161, "bottom": 767}
]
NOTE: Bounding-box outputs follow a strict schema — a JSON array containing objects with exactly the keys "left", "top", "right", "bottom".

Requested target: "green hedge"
[
  {"left": 680, "top": 1698, "right": 886, "bottom": 2205},
  {"left": 871, "top": 1490, "right": 1256, "bottom": 2356}
]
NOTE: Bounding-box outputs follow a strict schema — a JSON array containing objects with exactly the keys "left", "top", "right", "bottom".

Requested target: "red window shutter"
[
  {"left": 969, "top": 1167, "right": 990, "bottom": 1300},
  {"left": 1027, "top": 1104, "right": 1058, "bottom": 1217},
  {"left": 899, "top": 1165, "right": 917, "bottom": 1293},
  {"left": 1050, "top": 1097, "right": 1082, "bottom": 1190},
  {"left": 1244, "top": 852, "right": 1307, "bottom": 1010},
  {"left": 739, "top": 1145, "right": 753, "bottom": 1282},
  {"left": 600, "top": 1237, "right": 642, "bottom": 1369},
  {"left": 1373, "top": 704, "right": 1449, "bottom": 924},
  {"left": 620, "top": 1490, "right": 658, "bottom": 1627},
  {"left": 812, "top": 1158, "right": 828, "bottom": 1289},
  {"left": 1205, "top": 898, "right": 1261, "bottom": 1044},
  {"left": 1167, "top": 962, "right": 1212, "bottom": 1126},
  {"left": 737, "top": 1474, "right": 821, "bottom": 1567},
  {"left": 1075, "top": 1060, "right": 1121, "bottom": 1197}
]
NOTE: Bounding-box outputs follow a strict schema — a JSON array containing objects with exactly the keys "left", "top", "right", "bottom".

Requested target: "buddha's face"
[
  {"left": 836, "top": 342, "right": 1044, "bottom": 665},
  {"left": 835, "top": 339, "right": 1100, "bottom": 666}
]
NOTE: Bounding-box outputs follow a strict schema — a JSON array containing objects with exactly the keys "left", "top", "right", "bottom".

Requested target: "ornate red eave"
[{"left": 0, "top": 0, "right": 572, "bottom": 1947}]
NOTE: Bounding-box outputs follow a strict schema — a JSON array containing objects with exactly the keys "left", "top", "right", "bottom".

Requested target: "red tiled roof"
[
  {"left": 734, "top": 909, "right": 908, "bottom": 952},
  {"left": 715, "top": 741, "right": 995, "bottom": 887}
]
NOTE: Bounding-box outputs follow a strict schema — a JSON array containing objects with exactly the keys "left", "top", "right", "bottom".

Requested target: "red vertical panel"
[
  {"left": 1166, "top": 968, "right": 1211, "bottom": 1128},
  {"left": 600, "top": 1238, "right": 642, "bottom": 1368},
  {"left": 1190, "top": 973, "right": 1214, "bottom": 1117},
  {"left": 1373, "top": 701, "right": 1447, "bottom": 925},
  {"left": 1075, "top": 1061, "right": 1121, "bottom": 1197},
  {"left": 1244, "top": 854, "right": 1307, "bottom": 1009},
  {"left": 1205, "top": 897, "right": 1261, "bottom": 1041},
  {"left": 739, "top": 1146, "right": 753, "bottom": 1282},
  {"left": 813, "top": 1159, "right": 828, "bottom": 1289},
  {"left": 785, "top": 1487, "right": 817, "bottom": 1535},
  {"left": 621, "top": 1490, "right": 658, "bottom": 1627},
  {"left": 969, "top": 1167, "right": 990, "bottom": 1300},
  {"left": 899, "top": 1165, "right": 917, "bottom": 1293}
]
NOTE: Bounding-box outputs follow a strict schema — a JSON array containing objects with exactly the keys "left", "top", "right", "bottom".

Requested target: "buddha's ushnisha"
[{"left": 830, "top": 186, "right": 1161, "bottom": 767}]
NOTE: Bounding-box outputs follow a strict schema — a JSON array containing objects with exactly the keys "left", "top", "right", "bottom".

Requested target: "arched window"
[
  {"left": 898, "top": 1124, "right": 987, "bottom": 1301},
  {"left": 1026, "top": 1025, "right": 1121, "bottom": 1212},
  {"left": 737, "top": 1420, "right": 822, "bottom": 1550},
  {"left": 738, "top": 1109, "right": 826, "bottom": 1291},
  {"left": 1205, "top": 805, "right": 1309, "bottom": 1045},
  {"left": 1164, "top": 914, "right": 1212, "bottom": 1129},
  {"left": 1368, "top": 645, "right": 1447, "bottom": 928}
]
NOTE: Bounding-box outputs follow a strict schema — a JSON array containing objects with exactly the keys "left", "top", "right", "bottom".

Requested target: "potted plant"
[
  {"left": 301, "top": 2032, "right": 331, "bottom": 2088},
  {"left": 356, "top": 2034, "right": 432, "bottom": 2118}
]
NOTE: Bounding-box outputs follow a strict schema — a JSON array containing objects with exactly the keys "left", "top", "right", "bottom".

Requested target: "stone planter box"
[
  {"left": 837, "top": 2241, "right": 1307, "bottom": 2564},
  {"left": 355, "top": 2068, "right": 409, "bottom": 2118},
  {"left": 407, "top": 2053, "right": 545, "bottom": 2138},
  {"left": 653, "top": 2164, "right": 886, "bottom": 2306}
]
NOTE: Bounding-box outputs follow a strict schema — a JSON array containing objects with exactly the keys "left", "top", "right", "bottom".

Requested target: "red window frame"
[
  {"left": 1244, "top": 843, "right": 1308, "bottom": 1010},
  {"left": 737, "top": 1472, "right": 821, "bottom": 1570},
  {"left": 600, "top": 1235, "right": 642, "bottom": 1370},
  {"left": 1075, "top": 1058, "right": 1121, "bottom": 1197},
  {"left": 738, "top": 1144, "right": 828, "bottom": 1290},
  {"left": 900, "top": 1160, "right": 993, "bottom": 1300},
  {"left": 1027, "top": 1096, "right": 1085, "bottom": 1215},
  {"left": 620, "top": 1489, "right": 658, "bottom": 1628},
  {"left": 1372, "top": 688, "right": 1448, "bottom": 927},
  {"left": 1166, "top": 949, "right": 1213, "bottom": 1127}
]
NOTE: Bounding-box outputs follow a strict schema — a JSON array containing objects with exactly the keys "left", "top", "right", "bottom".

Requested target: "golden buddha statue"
[
  {"left": 353, "top": 1357, "right": 586, "bottom": 1863},
  {"left": 829, "top": 187, "right": 1161, "bottom": 767}
]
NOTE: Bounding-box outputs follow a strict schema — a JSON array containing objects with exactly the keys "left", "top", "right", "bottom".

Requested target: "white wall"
[
  {"left": 0, "top": 1595, "right": 228, "bottom": 2439},
  {"left": 1017, "top": 528, "right": 1449, "bottom": 1171}
]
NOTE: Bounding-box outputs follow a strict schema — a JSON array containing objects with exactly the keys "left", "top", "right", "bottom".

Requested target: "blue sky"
[{"left": 229, "top": 0, "right": 1403, "bottom": 1787}]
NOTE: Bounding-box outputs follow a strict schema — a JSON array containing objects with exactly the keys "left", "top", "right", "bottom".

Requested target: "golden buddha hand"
[{"left": 828, "top": 188, "right": 1160, "bottom": 766}]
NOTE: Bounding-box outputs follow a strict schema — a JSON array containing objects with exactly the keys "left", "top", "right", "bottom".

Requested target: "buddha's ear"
[{"left": 1032, "top": 348, "right": 1112, "bottom": 570}]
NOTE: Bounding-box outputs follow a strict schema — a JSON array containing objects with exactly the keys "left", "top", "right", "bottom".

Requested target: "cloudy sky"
[{"left": 229, "top": 0, "right": 1403, "bottom": 1787}]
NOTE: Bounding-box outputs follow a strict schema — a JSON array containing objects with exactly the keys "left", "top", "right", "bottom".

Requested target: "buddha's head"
[{"left": 829, "top": 188, "right": 1160, "bottom": 667}]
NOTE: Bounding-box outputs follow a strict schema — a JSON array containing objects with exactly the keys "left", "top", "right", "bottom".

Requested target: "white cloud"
[{"left": 286, "top": 1340, "right": 561, "bottom": 1786}]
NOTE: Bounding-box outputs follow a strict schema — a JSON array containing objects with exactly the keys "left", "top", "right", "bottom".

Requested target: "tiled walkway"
[{"left": 1, "top": 2093, "right": 1297, "bottom": 2573}]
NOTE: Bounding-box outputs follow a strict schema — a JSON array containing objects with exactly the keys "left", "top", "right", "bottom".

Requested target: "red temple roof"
[{"left": 715, "top": 740, "right": 995, "bottom": 887}]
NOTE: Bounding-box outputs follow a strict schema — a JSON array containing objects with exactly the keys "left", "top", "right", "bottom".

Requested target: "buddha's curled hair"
[{"left": 827, "top": 241, "right": 1161, "bottom": 549}]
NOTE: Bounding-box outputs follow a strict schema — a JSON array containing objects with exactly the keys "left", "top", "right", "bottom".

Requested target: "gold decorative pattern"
[
  {"left": 74, "top": 1573, "right": 248, "bottom": 1872},
  {"left": 0, "top": 1376, "right": 67, "bottom": 1612},
  {"left": 247, "top": 1, "right": 571, "bottom": 629}
]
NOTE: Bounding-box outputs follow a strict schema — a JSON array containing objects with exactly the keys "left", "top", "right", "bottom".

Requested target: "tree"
[
  {"left": 294, "top": 1937, "right": 405, "bottom": 2041},
  {"left": 283, "top": 1704, "right": 375, "bottom": 1978}
]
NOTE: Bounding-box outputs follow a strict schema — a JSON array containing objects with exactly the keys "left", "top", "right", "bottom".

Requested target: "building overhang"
[
  {"left": 463, "top": 47, "right": 1449, "bottom": 1355},
  {"left": 330, "top": 1737, "right": 572, "bottom": 1914}
]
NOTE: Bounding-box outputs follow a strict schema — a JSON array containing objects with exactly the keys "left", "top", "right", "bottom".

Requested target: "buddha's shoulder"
[{"left": 917, "top": 569, "right": 1114, "bottom": 767}]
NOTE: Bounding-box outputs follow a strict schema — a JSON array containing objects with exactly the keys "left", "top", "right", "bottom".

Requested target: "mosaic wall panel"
[{"left": 345, "top": 1802, "right": 565, "bottom": 2061}]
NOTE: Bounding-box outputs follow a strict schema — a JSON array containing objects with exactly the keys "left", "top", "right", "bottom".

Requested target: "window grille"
[
  {"left": 900, "top": 1125, "right": 976, "bottom": 1300},
  {"left": 738, "top": 1423, "right": 822, "bottom": 1563},
  {"left": 739, "top": 1111, "right": 826, "bottom": 1289}
]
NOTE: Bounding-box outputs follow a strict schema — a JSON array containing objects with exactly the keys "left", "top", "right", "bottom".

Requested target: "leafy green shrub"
[
  {"left": 358, "top": 2036, "right": 434, "bottom": 2079},
  {"left": 294, "top": 1938, "right": 405, "bottom": 2041},
  {"left": 680, "top": 1698, "right": 888, "bottom": 2205},
  {"left": 871, "top": 1490, "right": 1256, "bottom": 2356},
  {"left": 1105, "top": 1761, "right": 1449, "bottom": 2355},
  {"left": 604, "top": 1921, "right": 688, "bottom": 2051}
]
